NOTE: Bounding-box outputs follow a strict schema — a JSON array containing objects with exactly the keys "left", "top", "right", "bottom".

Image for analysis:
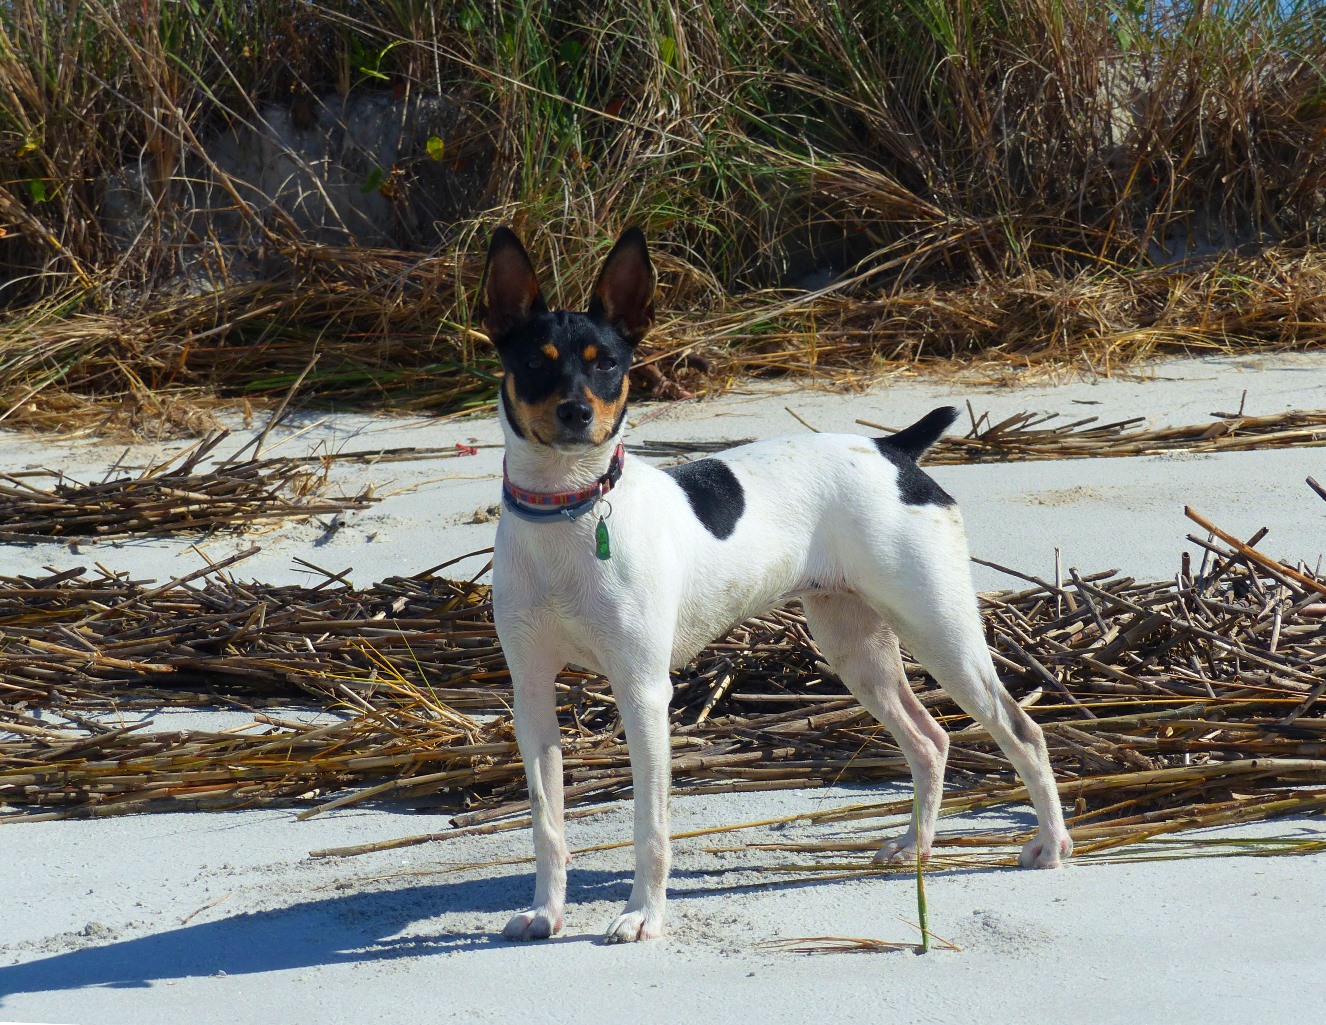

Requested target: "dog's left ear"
[{"left": 588, "top": 227, "right": 656, "bottom": 345}]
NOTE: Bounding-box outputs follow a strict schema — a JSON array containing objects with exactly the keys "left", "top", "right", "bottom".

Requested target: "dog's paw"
[
  {"left": 1019, "top": 831, "right": 1073, "bottom": 869},
  {"left": 603, "top": 909, "right": 663, "bottom": 944},
  {"left": 502, "top": 907, "right": 563, "bottom": 941},
  {"left": 873, "top": 833, "right": 928, "bottom": 866}
]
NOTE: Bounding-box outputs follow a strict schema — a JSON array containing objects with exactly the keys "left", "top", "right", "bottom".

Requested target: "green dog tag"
[{"left": 594, "top": 517, "right": 611, "bottom": 560}]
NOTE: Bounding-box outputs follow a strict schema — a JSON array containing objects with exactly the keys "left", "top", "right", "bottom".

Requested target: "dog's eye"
[
  {"left": 594, "top": 356, "right": 618, "bottom": 372},
  {"left": 526, "top": 356, "right": 546, "bottom": 370}
]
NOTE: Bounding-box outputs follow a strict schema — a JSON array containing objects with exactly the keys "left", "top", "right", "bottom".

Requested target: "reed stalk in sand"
[{"left": 914, "top": 796, "right": 930, "bottom": 954}]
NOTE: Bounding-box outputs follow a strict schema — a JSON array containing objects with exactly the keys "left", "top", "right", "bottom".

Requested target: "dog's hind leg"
[
  {"left": 804, "top": 593, "right": 950, "bottom": 864},
  {"left": 863, "top": 555, "right": 1073, "bottom": 869}
]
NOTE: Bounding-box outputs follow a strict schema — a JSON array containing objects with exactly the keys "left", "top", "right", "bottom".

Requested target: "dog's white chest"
[{"left": 493, "top": 518, "right": 637, "bottom": 672}]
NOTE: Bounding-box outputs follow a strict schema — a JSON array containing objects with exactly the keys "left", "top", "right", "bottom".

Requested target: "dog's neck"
[{"left": 499, "top": 396, "right": 625, "bottom": 495}]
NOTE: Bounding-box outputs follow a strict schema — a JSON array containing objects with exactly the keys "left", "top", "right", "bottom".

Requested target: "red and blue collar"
[{"left": 502, "top": 444, "right": 625, "bottom": 522}]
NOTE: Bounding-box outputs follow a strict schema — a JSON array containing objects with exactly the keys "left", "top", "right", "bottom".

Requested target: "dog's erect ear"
[
  {"left": 480, "top": 227, "right": 548, "bottom": 341},
  {"left": 587, "top": 227, "right": 655, "bottom": 344}
]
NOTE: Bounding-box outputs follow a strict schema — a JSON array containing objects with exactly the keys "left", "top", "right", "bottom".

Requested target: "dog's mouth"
[
  {"left": 524, "top": 419, "right": 599, "bottom": 452},
  {"left": 543, "top": 431, "right": 595, "bottom": 452}
]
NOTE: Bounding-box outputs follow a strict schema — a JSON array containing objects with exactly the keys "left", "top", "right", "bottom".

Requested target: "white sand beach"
[{"left": 2, "top": 353, "right": 1325, "bottom": 1025}]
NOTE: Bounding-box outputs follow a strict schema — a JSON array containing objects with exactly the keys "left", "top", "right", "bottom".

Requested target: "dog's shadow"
[
  {"left": 0, "top": 866, "right": 704, "bottom": 1002},
  {"left": 0, "top": 829, "right": 1026, "bottom": 1003}
]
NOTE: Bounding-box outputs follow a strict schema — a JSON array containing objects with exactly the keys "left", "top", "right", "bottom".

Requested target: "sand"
[{"left": 2, "top": 353, "right": 1325, "bottom": 1024}]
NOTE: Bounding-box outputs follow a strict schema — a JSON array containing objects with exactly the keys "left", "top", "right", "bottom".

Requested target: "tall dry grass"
[{"left": 1, "top": 1, "right": 1324, "bottom": 428}]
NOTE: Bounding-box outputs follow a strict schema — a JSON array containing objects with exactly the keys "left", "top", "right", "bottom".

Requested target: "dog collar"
[{"left": 501, "top": 443, "right": 625, "bottom": 523}]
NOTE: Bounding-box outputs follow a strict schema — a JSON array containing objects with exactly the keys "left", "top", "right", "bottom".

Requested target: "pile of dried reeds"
[
  {"left": 695, "top": 248, "right": 1326, "bottom": 381},
  {"left": 0, "top": 559, "right": 497, "bottom": 711},
  {"left": 0, "top": 251, "right": 494, "bottom": 434},
  {"left": 6, "top": 244, "right": 1326, "bottom": 436},
  {"left": 3, "top": 492, "right": 1324, "bottom": 867},
  {"left": 663, "top": 404, "right": 1326, "bottom": 464},
  {"left": 890, "top": 404, "right": 1326, "bottom": 464},
  {"left": 0, "top": 429, "right": 376, "bottom": 543}
]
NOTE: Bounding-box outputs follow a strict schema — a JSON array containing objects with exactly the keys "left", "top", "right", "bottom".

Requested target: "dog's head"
[{"left": 479, "top": 227, "right": 655, "bottom": 451}]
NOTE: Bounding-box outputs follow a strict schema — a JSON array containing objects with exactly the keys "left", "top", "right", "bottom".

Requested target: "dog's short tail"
[{"left": 880, "top": 405, "right": 960, "bottom": 461}]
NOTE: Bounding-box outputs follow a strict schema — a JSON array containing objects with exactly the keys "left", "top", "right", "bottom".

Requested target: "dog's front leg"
[
  {"left": 603, "top": 661, "right": 673, "bottom": 943},
  {"left": 502, "top": 650, "right": 570, "bottom": 941}
]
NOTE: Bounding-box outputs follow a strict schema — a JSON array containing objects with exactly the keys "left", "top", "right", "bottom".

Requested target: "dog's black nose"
[{"left": 556, "top": 400, "right": 593, "bottom": 427}]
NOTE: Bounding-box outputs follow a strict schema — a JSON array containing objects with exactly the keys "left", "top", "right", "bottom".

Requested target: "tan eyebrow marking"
[
  {"left": 582, "top": 344, "right": 598, "bottom": 362},
  {"left": 541, "top": 343, "right": 558, "bottom": 361}
]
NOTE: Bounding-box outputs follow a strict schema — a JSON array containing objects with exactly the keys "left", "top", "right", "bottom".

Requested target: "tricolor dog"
[{"left": 481, "top": 227, "right": 1072, "bottom": 943}]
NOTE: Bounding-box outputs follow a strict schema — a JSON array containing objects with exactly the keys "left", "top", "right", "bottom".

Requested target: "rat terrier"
[{"left": 480, "top": 227, "right": 1072, "bottom": 943}]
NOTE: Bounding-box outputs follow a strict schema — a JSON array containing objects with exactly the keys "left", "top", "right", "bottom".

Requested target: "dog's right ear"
[{"left": 480, "top": 227, "right": 548, "bottom": 341}]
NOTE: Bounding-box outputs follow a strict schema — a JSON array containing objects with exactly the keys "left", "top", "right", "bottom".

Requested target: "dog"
[{"left": 479, "top": 226, "right": 1073, "bottom": 943}]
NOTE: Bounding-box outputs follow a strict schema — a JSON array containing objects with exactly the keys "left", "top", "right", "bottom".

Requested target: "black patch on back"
[
  {"left": 873, "top": 440, "right": 955, "bottom": 506},
  {"left": 873, "top": 405, "right": 958, "bottom": 507},
  {"left": 664, "top": 459, "right": 745, "bottom": 539}
]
